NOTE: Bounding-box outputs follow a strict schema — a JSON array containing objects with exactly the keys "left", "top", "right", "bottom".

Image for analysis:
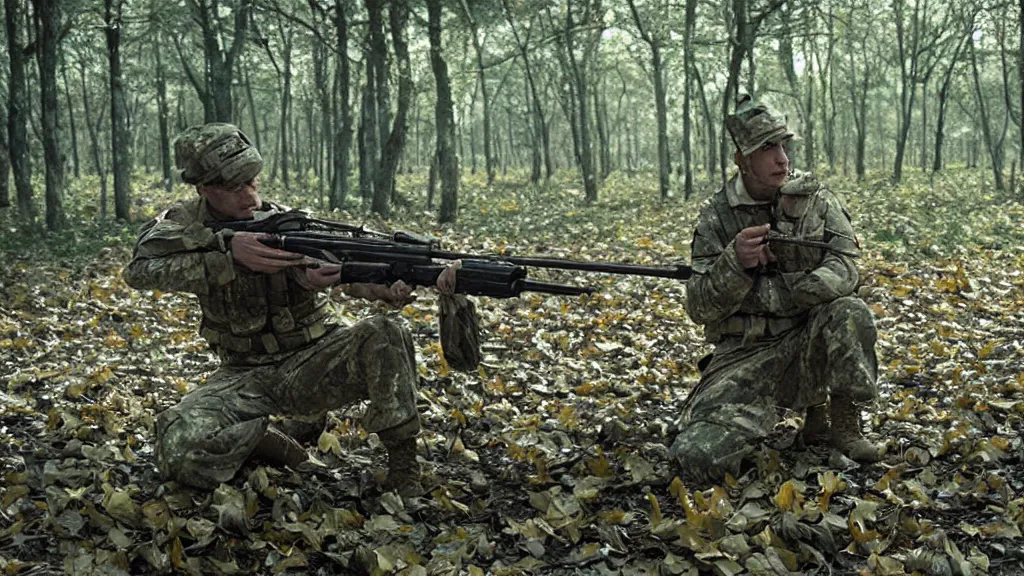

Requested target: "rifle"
[{"left": 208, "top": 210, "right": 692, "bottom": 299}]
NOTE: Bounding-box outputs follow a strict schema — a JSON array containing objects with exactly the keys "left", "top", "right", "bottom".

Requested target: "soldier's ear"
[{"left": 733, "top": 150, "right": 746, "bottom": 173}]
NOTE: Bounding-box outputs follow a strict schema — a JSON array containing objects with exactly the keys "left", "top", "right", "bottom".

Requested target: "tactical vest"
[
  {"left": 701, "top": 175, "right": 832, "bottom": 342},
  {"left": 194, "top": 201, "right": 330, "bottom": 358}
]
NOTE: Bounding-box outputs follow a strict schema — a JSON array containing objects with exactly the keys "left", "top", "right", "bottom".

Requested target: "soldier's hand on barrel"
[
  {"left": 231, "top": 232, "right": 306, "bottom": 273},
  {"left": 734, "top": 224, "right": 776, "bottom": 269},
  {"left": 436, "top": 260, "right": 462, "bottom": 295}
]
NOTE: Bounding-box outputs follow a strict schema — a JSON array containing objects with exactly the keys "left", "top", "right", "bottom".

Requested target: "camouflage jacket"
[
  {"left": 123, "top": 197, "right": 330, "bottom": 363},
  {"left": 685, "top": 172, "right": 860, "bottom": 343}
]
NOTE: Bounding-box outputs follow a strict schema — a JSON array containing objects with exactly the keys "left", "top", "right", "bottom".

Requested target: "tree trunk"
[
  {"left": 155, "top": 31, "right": 172, "bottom": 191},
  {"left": 564, "top": 1, "right": 598, "bottom": 203},
  {"left": 652, "top": 46, "right": 669, "bottom": 198},
  {"left": 366, "top": 0, "right": 390, "bottom": 162},
  {"left": 592, "top": 79, "right": 608, "bottom": 181},
  {"left": 892, "top": 0, "right": 922, "bottom": 184},
  {"left": 461, "top": 0, "right": 494, "bottom": 186},
  {"left": 5, "top": 0, "right": 36, "bottom": 224},
  {"left": 524, "top": 67, "right": 541, "bottom": 182},
  {"left": 0, "top": 108, "right": 9, "bottom": 208},
  {"left": 243, "top": 60, "right": 262, "bottom": 151},
  {"left": 79, "top": 60, "right": 107, "bottom": 217},
  {"left": 60, "top": 54, "right": 79, "bottom": 179},
  {"left": 360, "top": 50, "right": 378, "bottom": 203},
  {"left": 682, "top": 0, "right": 696, "bottom": 198},
  {"left": 468, "top": 85, "right": 478, "bottom": 174},
  {"left": 800, "top": 8, "right": 815, "bottom": 171},
  {"left": 105, "top": 0, "right": 130, "bottom": 221},
  {"left": 426, "top": 151, "right": 438, "bottom": 210},
  {"left": 192, "top": 0, "right": 250, "bottom": 122},
  {"left": 311, "top": 4, "right": 331, "bottom": 208},
  {"left": 428, "top": 0, "right": 459, "bottom": 224},
  {"left": 693, "top": 65, "right": 717, "bottom": 179},
  {"left": 34, "top": 0, "right": 65, "bottom": 230},
  {"left": 933, "top": 38, "right": 963, "bottom": 172},
  {"left": 332, "top": 0, "right": 352, "bottom": 210},
  {"left": 627, "top": 0, "right": 669, "bottom": 198},
  {"left": 373, "top": 0, "right": 412, "bottom": 217},
  {"left": 278, "top": 25, "right": 293, "bottom": 189},
  {"left": 969, "top": 37, "right": 1005, "bottom": 191},
  {"left": 720, "top": 0, "right": 747, "bottom": 183},
  {"left": 1020, "top": 0, "right": 1024, "bottom": 187}
]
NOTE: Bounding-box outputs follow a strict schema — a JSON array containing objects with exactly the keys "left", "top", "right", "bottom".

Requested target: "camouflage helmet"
[
  {"left": 724, "top": 94, "right": 795, "bottom": 156},
  {"left": 173, "top": 123, "right": 263, "bottom": 187}
]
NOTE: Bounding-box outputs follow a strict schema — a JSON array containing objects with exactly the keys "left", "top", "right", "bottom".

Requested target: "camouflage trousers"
[
  {"left": 155, "top": 316, "right": 420, "bottom": 489},
  {"left": 670, "top": 297, "right": 877, "bottom": 484}
]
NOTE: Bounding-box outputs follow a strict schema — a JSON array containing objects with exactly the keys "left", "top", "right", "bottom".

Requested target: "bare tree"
[
  {"left": 32, "top": 0, "right": 66, "bottom": 230},
  {"left": 105, "top": 0, "right": 130, "bottom": 220},
  {"left": 428, "top": 0, "right": 459, "bottom": 224},
  {"left": 627, "top": 0, "right": 671, "bottom": 199},
  {"left": 183, "top": 0, "right": 251, "bottom": 122},
  {"left": 5, "top": 0, "right": 36, "bottom": 224},
  {"left": 373, "top": 0, "right": 412, "bottom": 216},
  {"left": 331, "top": 0, "right": 352, "bottom": 210}
]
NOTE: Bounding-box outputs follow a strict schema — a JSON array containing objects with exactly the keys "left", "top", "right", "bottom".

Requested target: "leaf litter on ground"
[{"left": 1, "top": 168, "right": 1023, "bottom": 574}]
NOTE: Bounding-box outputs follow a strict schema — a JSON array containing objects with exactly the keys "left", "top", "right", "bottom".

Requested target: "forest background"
[{"left": 2, "top": 0, "right": 1024, "bottom": 574}]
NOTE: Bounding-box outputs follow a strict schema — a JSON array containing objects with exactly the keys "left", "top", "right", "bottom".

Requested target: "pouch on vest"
[{"left": 439, "top": 294, "right": 481, "bottom": 372}]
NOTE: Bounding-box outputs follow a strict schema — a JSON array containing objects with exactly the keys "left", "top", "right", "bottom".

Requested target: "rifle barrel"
[
  {"left": 520, "top": 280, "right": 594, "bottom": 296},
  {"left": 499, "top": 256, "right": 690, "bottom": 279},
  {"left": 269, "top": 234, "right": 691, "bottom": 281}
]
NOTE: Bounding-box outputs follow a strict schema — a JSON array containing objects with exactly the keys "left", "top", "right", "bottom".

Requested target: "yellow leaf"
[
  {"left": 586, "top": 451, "right": 613, "bottom": 478},
  {"left": 317, "top": 431, "right": 342, "bottom": 456},
  {"left": 647, "top": 493, "right": 662, "bottom": 527},
  {"left": 978, "top": 341, "right": 997, "bottom": 359},
  {"left": 773, "top": 480, "right": 805, "bottom": 513}
]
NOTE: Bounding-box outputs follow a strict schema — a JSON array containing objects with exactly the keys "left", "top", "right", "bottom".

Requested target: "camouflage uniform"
[
  {"left": 669, "top": 99, "right": 881, "bottom": 484},
  {"left": 124, "top": 124, "right": 421, "bottom": 492}
]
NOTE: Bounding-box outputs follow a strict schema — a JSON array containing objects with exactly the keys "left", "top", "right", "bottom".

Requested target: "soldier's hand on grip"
[
  {"left": 304, "top": 263, "right": 342, "bottom": 288},
  {"left": 734, "top": 225, "right": 775, "bottom": 269},
  {"left": 231, "top": 231, "right": 306, "bottom": 273}
]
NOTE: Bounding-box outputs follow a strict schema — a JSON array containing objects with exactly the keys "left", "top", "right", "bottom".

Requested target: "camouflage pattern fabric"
[
  {"left": 124, "top": 197, "right": 331, "bottom": 365},
  {"left": 439, "top": 294, "right": 481, "bottom": 372},
  {"left": 124, "top": 164, "right": 421, "bottom": 489},
  {"left": 155, "top": 316, "right": 420, "bottom": 489},
  {"left": 724, "top": 94, "right": 795, "bottom": 156},
  {"left": 670, "top": 172, "right": 877, "bottom": 484},
  {"left": 173, "top": 123, "right": 263, "bottom": 187}
]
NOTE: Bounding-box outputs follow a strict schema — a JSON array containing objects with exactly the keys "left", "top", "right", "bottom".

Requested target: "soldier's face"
[
  {"left": 200, "top": 177, "right": 262, "bottom": 220},
  {"left": 747, "top": 141, "right": 790, "bottom": 188}
]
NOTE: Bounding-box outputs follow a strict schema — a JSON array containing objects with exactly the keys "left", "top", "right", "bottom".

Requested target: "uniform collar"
[{"left": 726, "top": 174, "right": 775, "bottom": 208}]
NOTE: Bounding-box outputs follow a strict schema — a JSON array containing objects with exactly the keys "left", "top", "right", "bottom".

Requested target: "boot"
[
  {"left": 253, "top": 426, "right": 308, "bottom": 469},
  {"left": 800, "top": 404, "right": 830, "bottom": 446},
  {"left": 829, "top": 395, "right": 884, "bottom": 463},
  {"left": 277, "top": 413, "right": 328, "bottom": 445},
  {"left": 380, "top": 434, "right": 423, "bottom": 497},
  {"left": 378, "top": 417, "right": 423, "bottom": 497}
]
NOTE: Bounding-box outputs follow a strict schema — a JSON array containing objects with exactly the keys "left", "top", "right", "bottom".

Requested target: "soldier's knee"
[
  {"left": 363, "top": 316, "right": 413, "bottom": 351},
  {"left": 155, "top": 408, "right": 266, "bottom": 490},
  {"left": 824, "top": 297, "right": 876, "bottom": 338},
  {"left": 669, "top": 420, "right": 753, "bottom": 485}
]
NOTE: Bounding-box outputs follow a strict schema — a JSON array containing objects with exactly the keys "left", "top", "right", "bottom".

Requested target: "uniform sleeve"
[
  {"left": 788, "top": 191, "right": 860, "bottom": 310},
  {"left": 122, "top": 206, "right": 237, "bottom": 295},
  {"left": 684, "top": 209, "right": 755, "bottom": 325}
]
